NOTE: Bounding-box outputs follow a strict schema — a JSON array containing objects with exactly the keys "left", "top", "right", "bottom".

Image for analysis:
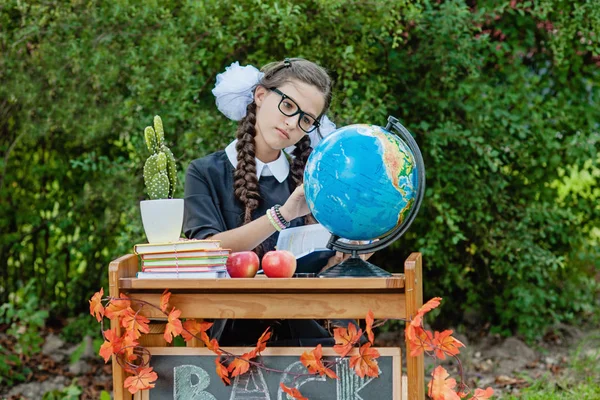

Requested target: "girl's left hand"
[
  {"left": 320, "top": 241, "right": 376, "bottom": 272},
  {"left": 280, "top": 185, "right": 310, "bottom": 221}
]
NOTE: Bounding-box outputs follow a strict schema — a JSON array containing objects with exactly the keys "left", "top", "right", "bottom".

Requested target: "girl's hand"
[
  {"left": 324, "top": 251, "right": 348, "bottom": 270},
  {"left": 320, "top": 241, "right": 377, "bottom": 273},
  {"left": 279, "top": 185, "right": 310, "bottom": 222}
]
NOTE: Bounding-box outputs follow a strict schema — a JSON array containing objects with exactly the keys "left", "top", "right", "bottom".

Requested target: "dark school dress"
[{"left": 183, "top": 150, "right": 334, "bottom": 347}]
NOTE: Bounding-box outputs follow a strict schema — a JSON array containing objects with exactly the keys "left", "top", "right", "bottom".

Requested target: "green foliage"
[
  {"left": 504, "top": 381, "right": 600, "bottom": 400},
  {"left": 60, "top": 313, "right": 101, "bottom": 344},
  {"left": 42, "top": 380, "right": 83, "bottom": 400},
  {"left": 0, "top": 279, "right": 49, "bottom": 356},
  {"left": 503, "top": 333, "right": 600, "bottom": 399},
  {"left": 1, "top": 0, "right": 598, "bottom": 339},
  {"left": 0, "top": 344, "right": 31, "bottom": 387},
  {"left": 568, "top": 332, "right": 600, "bottom": 384},
  {"left": 69, "top": 340, "right": 86, "bottom": 365},
  {"left": 378, "top": 0, "right": 600, "bottom": 339},
  {"left": 0, "top": 280, "right": 45, "bottom": 386},
  {"left": 500, "top": 333, "right": 600, "bottom": 399},
  {"left": 143, "top": 115, "right": 178, "bottom": 199},
  {"left": 100, "top": 391, "right": 112, "bottom": 400}
]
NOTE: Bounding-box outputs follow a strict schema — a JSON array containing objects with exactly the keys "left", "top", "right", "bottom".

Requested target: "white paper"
[{"left": 276, "top": 224, "right": 332, "bottom": 258}]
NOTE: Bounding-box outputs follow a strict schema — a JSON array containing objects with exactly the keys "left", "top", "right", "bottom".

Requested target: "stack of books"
[{"left": 133, "top": 239, "right": 230, "bottom": 279}]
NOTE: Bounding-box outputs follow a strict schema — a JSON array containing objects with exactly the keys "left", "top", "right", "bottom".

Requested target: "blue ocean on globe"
[{"left": 304, "top": 124, "right": 419, "bottom": 240}]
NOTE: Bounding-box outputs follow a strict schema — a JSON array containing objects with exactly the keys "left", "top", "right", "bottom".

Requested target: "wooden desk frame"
[{"left": 109, "top": 252, "right": 424, "bottom": 400}]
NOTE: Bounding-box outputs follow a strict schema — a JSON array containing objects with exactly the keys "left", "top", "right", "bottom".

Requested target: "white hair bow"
[{"left": 212, "top": 62, "right": 265, "bottom": 121}]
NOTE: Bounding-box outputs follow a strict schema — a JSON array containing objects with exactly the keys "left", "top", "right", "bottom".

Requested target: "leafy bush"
[
  {"left": 42, "top": 380, "right": 82, "bottom": 400},
  {"left": 0, "top": 279, "right": 47, "bottom": 386},
  {"left": 0, "top": 279, "right": 49, "bottom": 356},
  {"left": 60, "top": 313, "right": 100, "bottom": 344},
  {"left": 1, "top": 0, "right": 598, "bottom": 339},
  {"left": 0, "top": 344, "right": 31, "bottom": 387}
]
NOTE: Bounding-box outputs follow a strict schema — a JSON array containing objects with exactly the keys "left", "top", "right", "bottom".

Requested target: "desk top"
[{"left": 119, "top": 274, "right": 406, "bottom": 291}]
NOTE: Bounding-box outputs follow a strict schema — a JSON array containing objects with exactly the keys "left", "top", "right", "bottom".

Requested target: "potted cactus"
[{"left": 139, "top": 115, "right": 183, "bottom": 243}]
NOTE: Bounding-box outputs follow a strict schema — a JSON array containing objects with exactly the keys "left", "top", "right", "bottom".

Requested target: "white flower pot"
[{"left": 140, "top": 199, "right": 184, "bottom": 243}]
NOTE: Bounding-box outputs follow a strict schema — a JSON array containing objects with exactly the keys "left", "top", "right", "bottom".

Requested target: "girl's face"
[{"left": 254, "top": 79, "right": 325, "bottom": 151}]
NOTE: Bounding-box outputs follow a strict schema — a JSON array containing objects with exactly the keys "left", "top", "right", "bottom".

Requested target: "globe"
[{"left": 304, "top": 123, "right": 420, "bottom": 242}]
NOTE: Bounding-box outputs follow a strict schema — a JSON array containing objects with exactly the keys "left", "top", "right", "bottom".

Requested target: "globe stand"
[
  {"left": 318, "top": 254, "right": 392, "bottom": 277},
  {"left": 312, "top": 116, "right": 427, "bottom": 279}
]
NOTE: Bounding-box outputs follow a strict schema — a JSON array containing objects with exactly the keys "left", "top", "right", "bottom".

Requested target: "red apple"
[
  {"left": 226, "top": 251, "right": 259, "bottom": 278},
  {"left": 262, "top": 250, "right": 297, "bottom": 278}
]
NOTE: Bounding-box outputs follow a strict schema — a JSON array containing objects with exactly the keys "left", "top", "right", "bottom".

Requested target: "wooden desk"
[{"left": 109, "top": 252, "right": 424, "bottom": 400}]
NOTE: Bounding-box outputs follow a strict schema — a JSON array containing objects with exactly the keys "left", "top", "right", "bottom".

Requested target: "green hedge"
[{"left": 1, "top": 0, "right": 599, "bottom": 339}]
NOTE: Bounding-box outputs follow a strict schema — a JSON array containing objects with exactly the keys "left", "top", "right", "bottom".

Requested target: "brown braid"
[
  {"left": 233, "top": 103, "right": 261, "bottom": 224},
  {"left": 290, "top": 134, "right": 318, "bottom": 224},
  {"left": 290, "top": 134, "right": 312, "bottom": 187}
]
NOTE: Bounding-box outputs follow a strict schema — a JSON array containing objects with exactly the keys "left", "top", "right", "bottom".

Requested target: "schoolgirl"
[{"left": 183, "top": 58, "right": 339, "bottom": 346}]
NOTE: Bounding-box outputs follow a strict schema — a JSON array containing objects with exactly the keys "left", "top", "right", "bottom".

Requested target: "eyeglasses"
[{"left": 269, "top": 87, "right": 320, "bottom": 133}]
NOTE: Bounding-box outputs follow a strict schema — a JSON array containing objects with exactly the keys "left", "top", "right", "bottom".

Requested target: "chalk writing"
[
  {"left": 277, "top": 361, "right": 326, "bottom": 400},
  {"left": 335, "top": 358, "right": 379, "bottom": 400},
  {"left": 229, "top": 366, "right": 271, "bottom": 399},
  {"left": 174, "top": 364, "right": 217, "bottom": 400}
]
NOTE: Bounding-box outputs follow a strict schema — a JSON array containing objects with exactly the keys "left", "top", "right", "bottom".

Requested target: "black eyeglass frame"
[{"left": 269, "top": 87, "right": 321, "bottom": 133}]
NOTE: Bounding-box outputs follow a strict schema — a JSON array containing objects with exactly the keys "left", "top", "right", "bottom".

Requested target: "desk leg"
[
  {"left": 405, "top": 253, "right": 424, "bottom": 400},
  {"left": 109, "top": 254, "right": 138, "bottom": 400}
]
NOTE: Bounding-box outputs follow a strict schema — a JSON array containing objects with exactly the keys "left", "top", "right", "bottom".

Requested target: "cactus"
[{"left": 143, "top": 115, "right": 177, "bottom": 199}]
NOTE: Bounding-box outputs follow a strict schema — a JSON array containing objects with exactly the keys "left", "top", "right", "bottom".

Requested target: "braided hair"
[
  {"left": 233, "top": 58, "right": 333, "bottom": 251},
  {"left": 233, "top": 102, "right": 260, "bottom": 224}
]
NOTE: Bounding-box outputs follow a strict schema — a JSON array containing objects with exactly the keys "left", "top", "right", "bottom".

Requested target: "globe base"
[{"left": 317, "top": 256, "right": 392, "bottom": 277}]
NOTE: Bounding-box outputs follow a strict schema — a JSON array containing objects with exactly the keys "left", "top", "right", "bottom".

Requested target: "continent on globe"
[{"left": 304, "top": 124, "right": 419, "bottom": 241}]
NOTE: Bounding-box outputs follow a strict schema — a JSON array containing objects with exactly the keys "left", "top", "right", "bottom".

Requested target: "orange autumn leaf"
[
  {"left": 322, "top": 363, "right": 338, "bottom": 379},
  {"left": 104, "top": 294, "right": 131, "bottom": 320},
  {"left": 405, "top": 319, "right": 421, "bottom": 342},
  {"left": 349, "top": 342, "right": 380, "bottom": 378},
  {"left": 89, "top": 288, "right": 105, "bottom": 322},
  {"left": 300, "top": 344, "right": 337, "bottom": 379},
  {"left": 228, "top": 354, "right": 252, "bottom": 377},
  {"left": 123, "top": 367, "right": 158, "bottom": 394},
  {"left": 365, "top": 310, "right": 375, "bottom": 344},
  {"left": 120, "top": 331, "right": 139, "bottom": 362},
  {"left": 406, "top": 324, "right": 434, "bottom": 357},
  {"left": 300, "top": 344, "right": 324, "bottom": 374},
  {"left": 280, "top": 383, "right": 308, "bottom": 400},
  {"left": 417, "top": 297, "right": 442, "bottom": 317},
  {"left": 206, "top": 338, "right": 222, "bottom": 355},
  {"left": 333, "top": 323, "right": 362, "bottom": 357},
  {"left": 300, "top": 344, "right": 338, "bottom": 379},
  {"left": 428, "top": 365, "right": 460, "bottom": 400},
  {"left": 160, "top": 289, "right": 171, "bottom": 313},
  {"left": 432, "top": 330, "right": 464, "bottom": 360},
  {"left": 181, "top": 319, "right": 213, "bottom": 344},
  {"left": 215, "top": 357, "right": 231, "bottom": 385},
  {"left": 121, "top": 308, "right": 150, "bottom": 339},
  {"left": 471, "top": 387, "right": 494, "bottom": 399},
  {"left": 163, "top": 308, "right": 183, "bottom": 343},
  {"left": 99, "top": 328, "right": 122, "bottom": 363},
  {"left": 255, "top": 327, "right": 271, "bottom": 353},
  {"left": 406, "top": 301, "right": 435, "bottom": 358}
]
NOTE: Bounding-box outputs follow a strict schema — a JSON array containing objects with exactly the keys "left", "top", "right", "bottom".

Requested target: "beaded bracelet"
[
  {"left": 266, "top": 208, "right": 283, "bottom": 231},
  {"left": 273, "top": 204, "right": 290, "bottom": 228},
  {"left": 270, "top": 207, "right": 286, "bottom": 230}
]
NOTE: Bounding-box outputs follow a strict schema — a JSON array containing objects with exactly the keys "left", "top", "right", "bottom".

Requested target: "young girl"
[{"left": 183, "top": 58, "right": 340, "bottom": 346}]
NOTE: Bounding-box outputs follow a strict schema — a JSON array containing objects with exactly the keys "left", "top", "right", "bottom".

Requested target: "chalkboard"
[{"left": 138, "top": 347, "right": 402, "bottom": 400}]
